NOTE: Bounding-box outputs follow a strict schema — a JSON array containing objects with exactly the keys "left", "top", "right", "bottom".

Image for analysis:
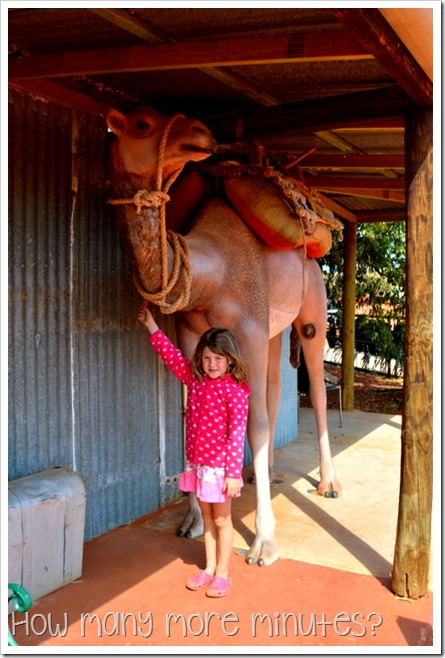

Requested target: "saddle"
[{"left": 167, "top": 163, "right": 342, "bottom": 258}]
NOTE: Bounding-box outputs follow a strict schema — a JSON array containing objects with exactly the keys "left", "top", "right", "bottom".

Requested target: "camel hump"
[{"left": 224, "top": 171, "right": 340, "bottom": 258}]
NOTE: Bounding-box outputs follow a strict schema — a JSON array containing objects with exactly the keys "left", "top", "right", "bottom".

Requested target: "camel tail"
[{"left": 289, "top": 326, "right": 302, "bottom": 369}]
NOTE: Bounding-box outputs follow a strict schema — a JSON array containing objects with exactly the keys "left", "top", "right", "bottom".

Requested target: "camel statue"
[{"left": 106, "top": 106, "right": 342, "bottom": 567}]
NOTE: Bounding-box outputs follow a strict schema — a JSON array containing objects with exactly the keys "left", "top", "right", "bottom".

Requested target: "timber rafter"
[
  {"left": 331, "top": 8, "right": 432, "bottom": 108},
  {"left": 9, "top": 7, "right": 430, "bottom": 221},
  {"left": 9, "top": 31, "right": 373, "bottom": 80}
]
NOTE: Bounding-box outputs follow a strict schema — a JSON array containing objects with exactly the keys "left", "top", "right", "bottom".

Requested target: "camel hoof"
[
  {"left": 246, "top": 537, "right": 280, "bottom": 567},
  {"left": 317, "top": 478, "right": 342, "bottom": 498},
  {"left": 185, "top": 530, "right": 193, "bottom": 539},
  {"left": 177, "top": 529, "right": 186, "bottom": 537}
]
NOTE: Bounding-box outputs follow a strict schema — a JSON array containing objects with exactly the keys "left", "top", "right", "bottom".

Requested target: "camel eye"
[{"left": 136, "top": 120, "right": 150, "bottom": 131}]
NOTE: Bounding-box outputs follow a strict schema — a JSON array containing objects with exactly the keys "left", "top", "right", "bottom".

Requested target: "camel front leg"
[
  {"left": 246, "top": 389, "right": 280, "bottom": 566},
  {"left": 175, "top": 318, "right": 205, "bottom": 539},
  {"left": 239, "top": 329, "right": 280, "bottom": 567}
]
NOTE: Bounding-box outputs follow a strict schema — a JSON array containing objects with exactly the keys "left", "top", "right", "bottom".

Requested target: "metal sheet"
[
  {"left": 274, "top": 327, "right": 299, "bottom": 449},
  {"left": 8, "top": 89, "right": 184, "bottom": 540}
]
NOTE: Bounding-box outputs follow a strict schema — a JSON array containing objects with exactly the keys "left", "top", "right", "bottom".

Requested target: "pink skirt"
[{"left": 179, "top": 461, "right": 243, "bottom": 503}]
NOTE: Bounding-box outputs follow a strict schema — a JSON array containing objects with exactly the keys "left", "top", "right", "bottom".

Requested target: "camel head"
[{"left": 107, "top": 106, "right": 217, "bottom": 188}]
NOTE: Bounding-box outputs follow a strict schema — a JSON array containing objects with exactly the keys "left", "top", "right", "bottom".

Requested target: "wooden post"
[
  {"left": 392, "top": 109, "right": 433, "bottom": 598},
  {"left": 341, "top": 221, "right": 357, "bottom": 410}
]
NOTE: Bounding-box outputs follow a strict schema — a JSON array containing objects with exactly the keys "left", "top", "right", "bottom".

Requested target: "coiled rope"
[{"left": 108, "top": 113, "right": 193, "bottom": 314}]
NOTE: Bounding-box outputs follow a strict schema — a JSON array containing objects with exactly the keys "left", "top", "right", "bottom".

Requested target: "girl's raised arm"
[
  {"left": 138, "top": 306, "right": 194, "bottom": 386},
  {"left": 138, "top": 305, "right": 160, "bottom": 335}
]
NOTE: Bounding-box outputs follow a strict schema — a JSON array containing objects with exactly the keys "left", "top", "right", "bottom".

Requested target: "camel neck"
[{"left": 114, "top": 202, "right": 167, "bottom": 296}]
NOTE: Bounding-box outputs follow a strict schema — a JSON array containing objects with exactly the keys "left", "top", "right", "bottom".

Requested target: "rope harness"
[{"left": 108, "top": 113, "right": 193, "bottom": 314}]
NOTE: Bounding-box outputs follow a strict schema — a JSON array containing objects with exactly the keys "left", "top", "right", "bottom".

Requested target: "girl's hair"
[{"left": 192, "top": 328, "right": 248, "bottom": 383}]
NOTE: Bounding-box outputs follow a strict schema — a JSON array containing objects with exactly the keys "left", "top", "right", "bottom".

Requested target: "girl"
[{"left": 138, "top": 305, "right": 250, "bottom": 598}]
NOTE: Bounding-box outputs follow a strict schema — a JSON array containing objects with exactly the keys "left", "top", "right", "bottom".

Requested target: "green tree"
[{"left": 320, "top": 221, "right": 406, "bottom": 371}]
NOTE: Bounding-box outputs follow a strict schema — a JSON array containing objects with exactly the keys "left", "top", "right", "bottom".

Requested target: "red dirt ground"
[{"left": 301, "top": 366, "right": 404, "bottom": 415}]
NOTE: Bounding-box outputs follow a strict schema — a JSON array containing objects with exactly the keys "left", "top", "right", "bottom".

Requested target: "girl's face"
[{"left": 201, "top": 347, "right": 231, "bottom": 379}]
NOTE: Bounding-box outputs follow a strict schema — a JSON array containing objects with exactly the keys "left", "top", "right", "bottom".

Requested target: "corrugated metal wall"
[
  {"left": 275, "top": 327, "right": 299, "bottom": 448},
  {"left": 9, "top": 92, "right": 74, "bottom": 477},
  {"left": 8, "top": 89, "right": 184, "bottom": 540},
  {"left": 8, "top": 88, "right": 299, "bottom": 542}
]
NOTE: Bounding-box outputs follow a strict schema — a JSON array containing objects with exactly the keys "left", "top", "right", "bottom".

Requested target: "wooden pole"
[
  {"left": 391, "top": 109, "right": 433, "bottom": 598},
  {"left": 341, "top": 221, "right": 357, "bottom": 410}
]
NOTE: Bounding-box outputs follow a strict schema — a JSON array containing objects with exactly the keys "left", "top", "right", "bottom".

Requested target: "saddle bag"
[{"left": 224, "top": 173, "right": 335, "bottom": 258}]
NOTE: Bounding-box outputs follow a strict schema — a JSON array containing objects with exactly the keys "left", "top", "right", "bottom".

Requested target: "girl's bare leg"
[
  {"left": 199, "top": 501, "right": 218, "bottom": 575},
  {"left": 212, "top": 499, "right": 233, "bottom": 580}
]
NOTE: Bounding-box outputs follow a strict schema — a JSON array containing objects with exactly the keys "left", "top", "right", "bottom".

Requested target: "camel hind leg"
[
  {"left": 266, "top": 333, "right": 285, "bottom": 484},
  {"left": 293, "top": 262, "right": 342, "bottom": 497},
  {"left": 177, "top": 492, "right": 203, "bottom": 538}
]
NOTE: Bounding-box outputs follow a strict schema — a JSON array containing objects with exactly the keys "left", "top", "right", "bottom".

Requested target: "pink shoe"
[
  {"left": 206, "top": 576, "right": 231, "bottom": 598},
  {"left": 186, "top": 570, "right": 214, "bottom": 591}
]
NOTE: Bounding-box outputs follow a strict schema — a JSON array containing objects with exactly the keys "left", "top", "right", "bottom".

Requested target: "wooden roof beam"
[
  {"left": 305, "top": 176, "right": 404, "bottom": 190},
  {"left": 315, "top": 193, "right": 357, "bottom": 224},
  {"left": 8, "top": 79, "right": 110, "bottom": 117},
  {"left": 314, "top": 130, "right": 365, "bottom": 154},
  {"left": 331, "top": 8, "right": 432, "bottom": 108},
  {"left": 300, "top": 154, "right": 404, "bottom": 169},
  {"left": 206, "top": 87, "right": 411, "bottom": 141},
  {"left": 356, "top": 209, "right": 405, "bottom": 223},
  {"left": 340, "top": 118, "right": 404, "bottom": 131},
  {"left": 89, "top": 9, "right": 282, "bottom": 107},
  {"left": 313, "top": 187, "right": 405, "bottom": 203},
  {"left": 89, "top": 8, "right": 174, "bottom": 44},
  {"left": 9, "top": 31, "right": 373, "bottom": 80}
]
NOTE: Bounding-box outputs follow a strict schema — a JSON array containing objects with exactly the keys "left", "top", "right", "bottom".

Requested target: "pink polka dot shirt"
[{"left": 150, "top": 330, "right": 250, "bottom": 479}]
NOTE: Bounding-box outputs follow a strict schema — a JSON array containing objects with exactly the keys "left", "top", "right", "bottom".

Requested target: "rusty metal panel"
[{"left": 8, "top": 89, "right": 184, "bottom": 541}]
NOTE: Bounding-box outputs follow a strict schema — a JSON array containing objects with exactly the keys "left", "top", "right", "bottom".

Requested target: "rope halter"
[{"left": 107, "top": 113, "right": 193, "bottom": 313}]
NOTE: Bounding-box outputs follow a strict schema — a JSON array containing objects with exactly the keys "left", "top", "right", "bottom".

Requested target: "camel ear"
[{"left": 106, "top": 109, "right": 127, "bottom": 136}]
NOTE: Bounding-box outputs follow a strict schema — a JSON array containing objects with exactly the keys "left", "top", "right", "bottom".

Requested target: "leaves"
[
  {"left": 321, "top": 222, "right": 405, "bottom": 310},
  {"left": 320, "top": 221, "right": 406, "bottom": 370}
]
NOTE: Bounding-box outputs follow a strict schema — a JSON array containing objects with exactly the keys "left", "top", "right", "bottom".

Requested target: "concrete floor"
[
  {"left": 145, "top": 407, "right": 405, "bottom": 579},
  {"left": 8, "top": 408, "right": 435, "bottom": 651}
]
